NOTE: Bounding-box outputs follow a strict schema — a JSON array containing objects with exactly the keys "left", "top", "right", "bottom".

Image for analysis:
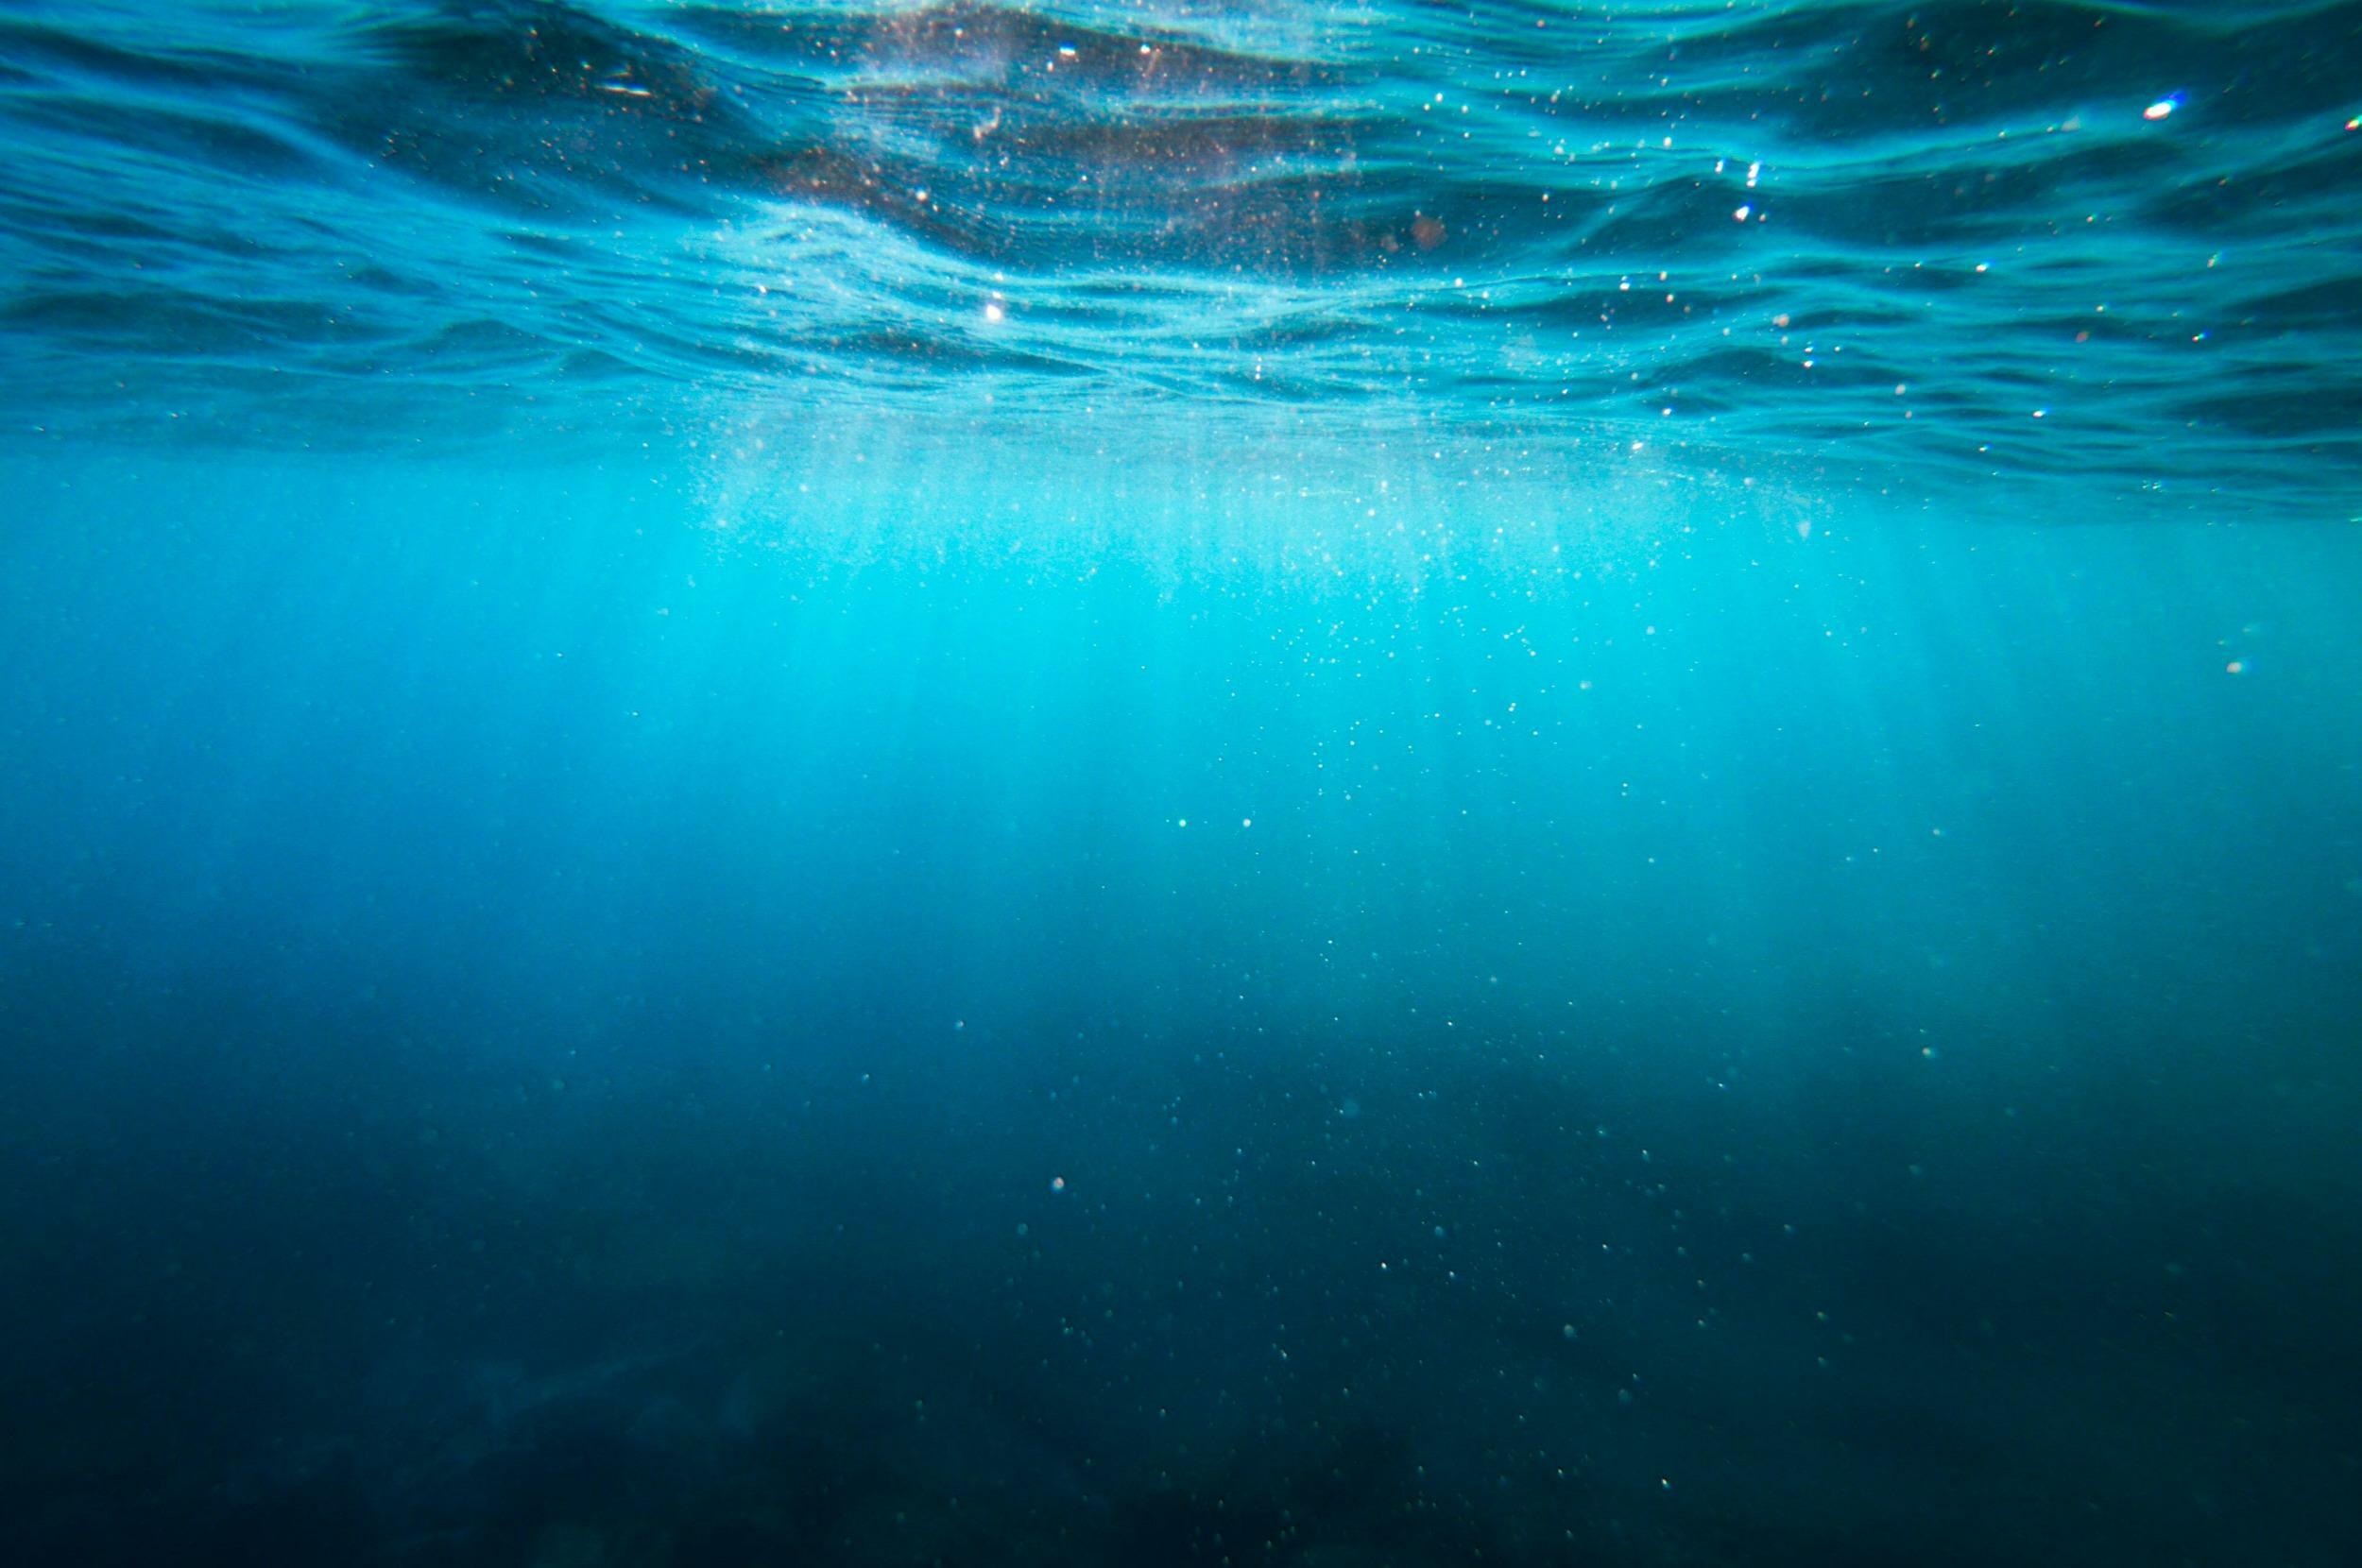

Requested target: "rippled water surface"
[{"left": 5, "top": 0, "right": 2361, "bottom": 503}]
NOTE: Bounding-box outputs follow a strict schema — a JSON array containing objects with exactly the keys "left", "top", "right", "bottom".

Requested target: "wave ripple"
[{"left": 3, "top": 0, "right": 2359, "bottom": 502}]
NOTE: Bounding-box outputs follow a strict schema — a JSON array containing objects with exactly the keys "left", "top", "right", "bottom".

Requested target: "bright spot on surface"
[
  {"left": 1176, "top": 817, "right": 1188, "bottom": 827},
  {"left": 1050, "top": 1176, "right": 1067, "bottom": 1192},
  {"left": 1733, "top": 204, "right": 1751, "bottom": 221},
  {"left": 2226, "top": 660, "right": 2245, "bottom": 674},
  {"left": 1241, "top": 817, "right": 1253, "bottom": 827},
  {"left": 983, "top": 300, "right": 1006, "bottom": 324},
  {"left": 2145, "top": 98, "right": 2178, "bottom": 121}
]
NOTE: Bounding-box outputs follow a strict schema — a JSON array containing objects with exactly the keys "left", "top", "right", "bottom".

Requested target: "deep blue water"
[{"left": 4, "top": 5, "right": 2362, "bottom": 1567}]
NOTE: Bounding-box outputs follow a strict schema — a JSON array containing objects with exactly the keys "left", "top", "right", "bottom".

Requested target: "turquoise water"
[{"left": 3, "top": 5, "right": 2361, "bottom": 1566}]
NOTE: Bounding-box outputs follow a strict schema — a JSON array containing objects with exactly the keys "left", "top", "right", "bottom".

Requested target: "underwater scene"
[{"left": 2, "top": 2, "right": 2359, "bottom": 1564}]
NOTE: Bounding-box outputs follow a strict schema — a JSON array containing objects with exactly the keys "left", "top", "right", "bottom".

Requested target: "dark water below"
[{"left": 3, "top": 5, "right": 2361, "bottom": 1567}]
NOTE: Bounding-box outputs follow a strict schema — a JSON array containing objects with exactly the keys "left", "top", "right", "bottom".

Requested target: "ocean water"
[{"left": 3, "top": 4, "right": 2361, "bottom": 1566}]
